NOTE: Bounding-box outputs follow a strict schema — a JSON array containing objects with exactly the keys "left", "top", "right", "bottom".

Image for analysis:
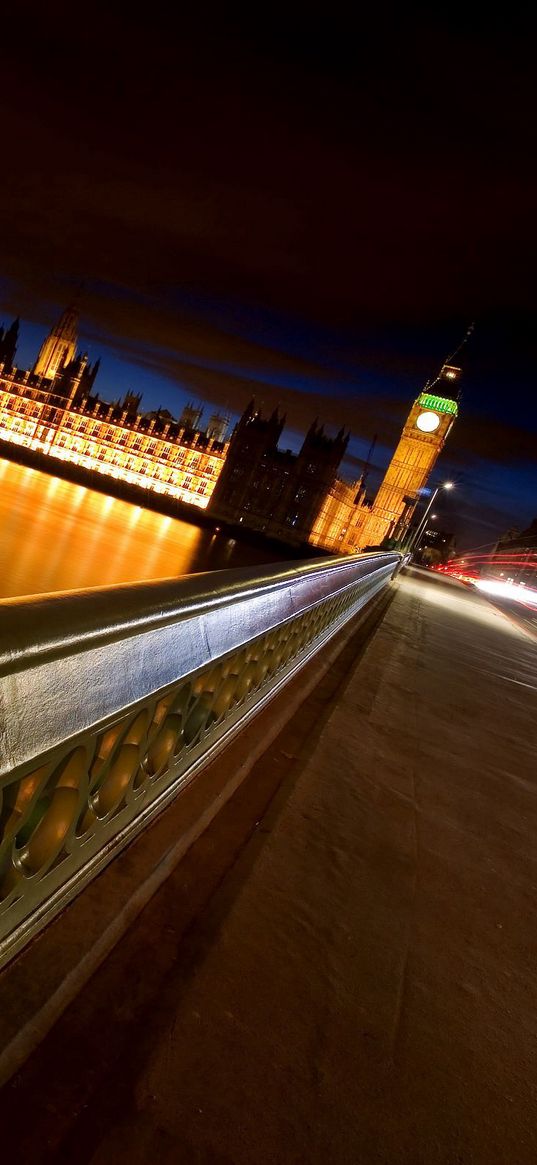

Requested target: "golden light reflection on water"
[{"left": 0, "top": 458, "right": 275, "bottom": 599}]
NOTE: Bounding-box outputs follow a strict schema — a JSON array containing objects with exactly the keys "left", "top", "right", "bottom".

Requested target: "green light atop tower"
[
  {"left": 417, "top": 361, "right": 461, "bottom": 415},
  {"left": 417, "top": 393, "right": 458, "bottom": 416}
]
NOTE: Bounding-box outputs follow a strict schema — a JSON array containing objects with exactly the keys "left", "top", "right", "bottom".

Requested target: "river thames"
[{"left": 0, "top": 457, "right": 279, "bottom": 599}]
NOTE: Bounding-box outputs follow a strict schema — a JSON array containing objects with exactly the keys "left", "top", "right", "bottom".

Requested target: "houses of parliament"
[{"left": 0, "top": 306, "right": 460, "bottom": 552}]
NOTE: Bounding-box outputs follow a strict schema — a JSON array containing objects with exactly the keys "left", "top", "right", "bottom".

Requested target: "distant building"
[
  {"left": 206, "top": 412, "right": 230, "bottom": 443},
  {"left": 488, "top": 519, "right": 537, "bottom": 585},
  {"left": 113, "top": 390, "right": 142, "bottom": 415},
  {"left": 179, "top": 402, "right": 204, "bottom": 431},
  {"left": 209, "top": 401, "right": 349, "bottom": 544},
  {"left": 0, "top": 310, "right": 228, "bottom": 509},
  {"left": 494, "top": 520, "right": 537, "bottom": 554},
  {"left": 414, "top": 526, "right": 455, "bottom": 565}
]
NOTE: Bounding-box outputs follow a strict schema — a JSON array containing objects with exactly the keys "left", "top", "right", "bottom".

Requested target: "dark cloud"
[
  {"left": 96, "top": 331, "right": 404, "bottom": 442},
  {"left": 2, "top": 12, "right": 537, "bottom": 326}
]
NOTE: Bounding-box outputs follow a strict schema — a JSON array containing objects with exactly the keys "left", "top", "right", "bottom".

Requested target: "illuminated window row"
[{"left": 0, "top": 394, "right": 227, "bottom": 509}]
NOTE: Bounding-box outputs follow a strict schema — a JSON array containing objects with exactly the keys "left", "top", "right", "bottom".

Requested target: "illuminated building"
[
  {"left": 210, "top": 402, "right": 349, "bottom": 544},
  {"left": 211, "top": 366, "right": 459, "bottom": 553},
  {"left": 309, "top": 478, "right": 366, "bottom": 552},
  {"left": 307, "top": 363, "right": 460, "bottom": 554},
  {"left": 0, "top": 306, "right": 461, "bottom": 547},
  {"left": 0, "top": 310, "right": 228, "bottom": 508},
  {"left": 352, "top": 364, "right": 460, "bottom": 549},
  {"left": 34, "top": 304, "right": 78, "bottom": 379}
]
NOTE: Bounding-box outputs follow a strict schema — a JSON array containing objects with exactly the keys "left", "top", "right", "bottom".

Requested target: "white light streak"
[{"left": 474, "top": 578, "right": 537, "bottom": 608}]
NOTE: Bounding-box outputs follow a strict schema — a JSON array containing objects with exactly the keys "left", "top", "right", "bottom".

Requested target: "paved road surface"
[
  {"left": 487, "top": 593, "right": 537, "bottom": 637},
  {"left": 2, "top": 567, "right": 537, "bottom": 1164}
]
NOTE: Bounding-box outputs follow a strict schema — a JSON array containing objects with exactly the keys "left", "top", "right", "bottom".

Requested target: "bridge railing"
[{"left": 0, "top": 551, "right": 401, "bottom": 966}]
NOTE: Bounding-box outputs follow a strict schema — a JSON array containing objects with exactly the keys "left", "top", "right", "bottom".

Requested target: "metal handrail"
[
  {"left": 0, "top": 551, "right": 396, "bottom": 671},
  {"left": 0, "top": 551, "right": 401, "bottom": 965}
]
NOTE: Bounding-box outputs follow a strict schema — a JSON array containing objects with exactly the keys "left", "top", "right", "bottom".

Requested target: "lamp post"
[{"left": 407, "top": 481, "right": 454, "bottom": 554}]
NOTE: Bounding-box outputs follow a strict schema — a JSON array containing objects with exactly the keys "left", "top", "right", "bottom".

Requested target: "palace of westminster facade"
[{"left": 0, "top": 306, "right": 460, "bottom": 553}]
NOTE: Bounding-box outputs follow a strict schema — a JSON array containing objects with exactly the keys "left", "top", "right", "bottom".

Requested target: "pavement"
[{"left": 2, "top": 566, "right": 537, "bottom": 1164}]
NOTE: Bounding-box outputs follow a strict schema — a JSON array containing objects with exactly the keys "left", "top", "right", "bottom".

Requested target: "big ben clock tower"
[{"left": 357, "top": 362, "right": 460, "bottom": 548}]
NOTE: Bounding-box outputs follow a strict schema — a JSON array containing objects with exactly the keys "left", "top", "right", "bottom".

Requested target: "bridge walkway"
[{"left": 2, "top": 566, "right": 537, "bottom": 1163}]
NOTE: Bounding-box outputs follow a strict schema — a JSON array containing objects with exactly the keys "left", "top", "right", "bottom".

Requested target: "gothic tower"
[
  {"left": 0, "top": 318, "right": 20, "bottom": 369},
  {"left": 209, "top": 400, "right": 285, "bottom": 522},
  {"left": 34, "top": 304, "right": 78, "bottom": 380},
  {"left": 357, "top": 363, "right": 460, "bottom": 548},
  {"left": 274, "top": 420, "right": 350, "bottom": 539},
  {"left": 55, "top": 352, "right": 101, "bottom": 404}
]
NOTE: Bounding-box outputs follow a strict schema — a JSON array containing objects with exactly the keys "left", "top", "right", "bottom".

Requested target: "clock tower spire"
[{"left": 356, "top": 360, "right": 462, "bottom": 549}]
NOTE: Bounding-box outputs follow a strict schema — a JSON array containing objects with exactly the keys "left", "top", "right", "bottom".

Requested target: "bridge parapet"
[{"left": 0, "top": 551, "right": 401, "bottom": 967}]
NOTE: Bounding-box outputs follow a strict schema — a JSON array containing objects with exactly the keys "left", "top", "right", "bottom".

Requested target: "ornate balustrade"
[{"left": 0, "top": 551, "right": 401, "bottom": 967}]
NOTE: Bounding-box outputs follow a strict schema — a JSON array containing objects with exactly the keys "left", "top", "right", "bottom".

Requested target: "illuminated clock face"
[{"left": 416, "top": 410, "right": 440, "bottom": 433}]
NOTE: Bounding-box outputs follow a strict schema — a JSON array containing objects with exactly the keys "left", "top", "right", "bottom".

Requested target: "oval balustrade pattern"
[{"left": 0, "top": 554, "right": 401, "bottom": 965}]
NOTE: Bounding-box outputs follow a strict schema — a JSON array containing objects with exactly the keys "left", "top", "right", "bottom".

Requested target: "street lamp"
[{"left": 407, "top": 481, "right": 454, "bottom": 553}]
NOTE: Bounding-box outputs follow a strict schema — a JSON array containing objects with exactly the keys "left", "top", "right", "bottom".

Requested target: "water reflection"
[{"left": 0, "top": 458, "right": 278, "bottom": 599}]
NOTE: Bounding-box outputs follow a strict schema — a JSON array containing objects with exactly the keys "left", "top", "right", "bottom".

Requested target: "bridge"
[{"left": 0, "top": 555, "right": 536, "bottom": 1162}]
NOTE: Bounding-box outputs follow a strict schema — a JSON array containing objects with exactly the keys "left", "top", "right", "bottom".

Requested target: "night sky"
[{"left": 1, "top": 10, "right": 535, "bottom": 550}]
